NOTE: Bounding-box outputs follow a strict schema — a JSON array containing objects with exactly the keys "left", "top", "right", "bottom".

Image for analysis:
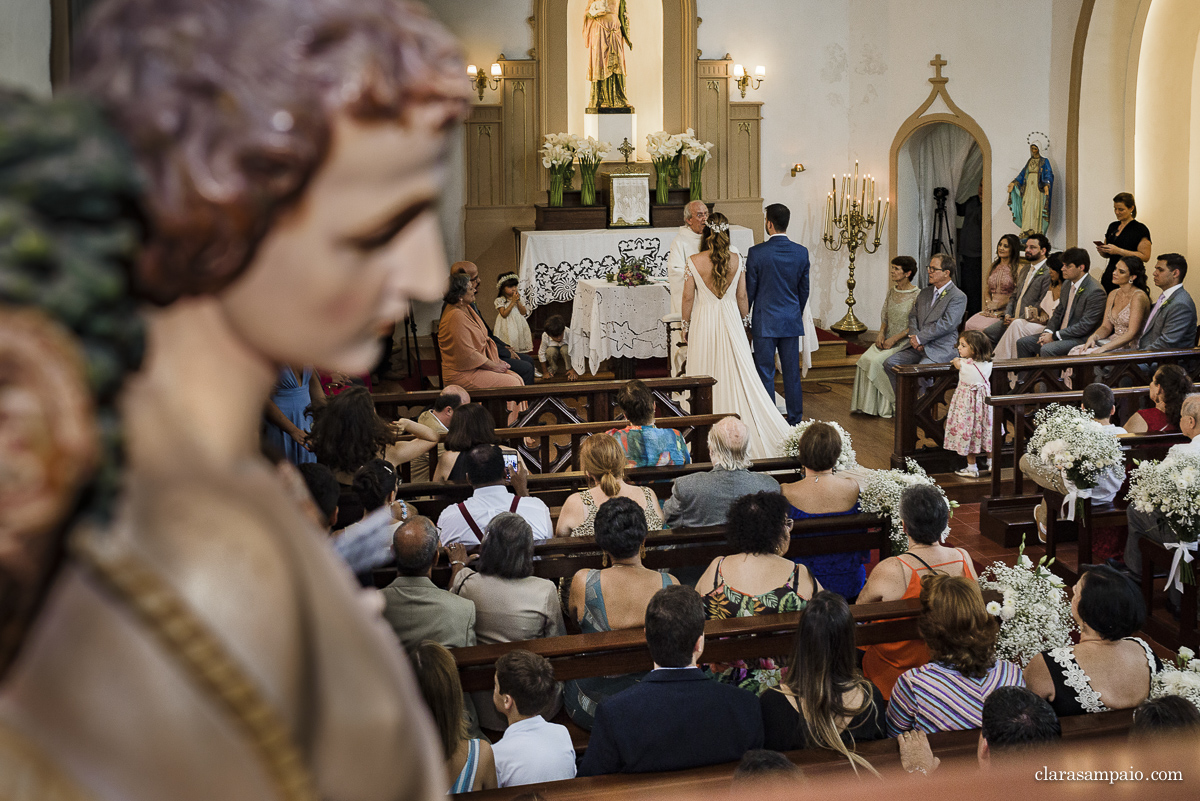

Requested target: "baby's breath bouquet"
[
  {"left": 1151, "top": 647, "right": 1200, "bottom": 712},
  {"left": 1026, "top": 403, "right": 1122, "bottom": 521},
  {"left": 979, "top": 536, "right": 1075, "bottom": 666},
  {"left": 858, "top": 459, "right": 956, "bottom": 554},
  {"left": 780, "top": 419, "right": 857, "bottom": 470},
  {"left": 1127, "top": 452, "right": 1200, "bottom": 589},
  {"left": 540, "top": 132, "right": 579, "bottom": 207}
]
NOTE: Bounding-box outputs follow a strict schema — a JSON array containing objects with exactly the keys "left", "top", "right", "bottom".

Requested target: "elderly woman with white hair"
[{"left": 662, "top": 416, "right": 780, "bottom": 529}]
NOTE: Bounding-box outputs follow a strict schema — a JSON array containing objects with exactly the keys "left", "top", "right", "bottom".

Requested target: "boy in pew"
[{"left": 492, "top": 650, "right": 577, "bottom": 787}]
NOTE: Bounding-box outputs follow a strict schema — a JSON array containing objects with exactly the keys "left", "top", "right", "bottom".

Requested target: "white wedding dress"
[{"left": 685, "top": 255, "right": 791, "bottom": 460}]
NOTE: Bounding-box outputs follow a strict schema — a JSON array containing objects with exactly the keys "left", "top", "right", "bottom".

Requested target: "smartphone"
[
  {"left": 503, "top": 452, "right": 519, "bottom": 472},
  {"left": 1093, "top": 240, "right": 1105, "bottom": 248}
]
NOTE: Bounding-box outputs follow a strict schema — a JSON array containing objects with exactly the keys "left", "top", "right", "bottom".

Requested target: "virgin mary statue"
[
  {"left": 584, "top": 0, "right": 632, "bottom": 110},
  {"left": 1007, "top": 139, "right": 1054, "bottom": 236}
]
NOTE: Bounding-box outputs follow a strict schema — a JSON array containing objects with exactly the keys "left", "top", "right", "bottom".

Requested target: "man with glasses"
[
  {"left": 884, "top": 253, "right": 968, "bottom": 392},
  {"left": 450, "top": 261, "right": 536, "bottom": 384}
]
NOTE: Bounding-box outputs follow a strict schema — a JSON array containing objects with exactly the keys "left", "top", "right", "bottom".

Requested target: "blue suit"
[{"left": 746, "top": 234, "right": 809, "bottom": 423}]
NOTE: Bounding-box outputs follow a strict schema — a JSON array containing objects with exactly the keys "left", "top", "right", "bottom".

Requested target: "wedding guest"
[
  {"left": 780, "top": 423, "right": 866, "bottom": 599},
  {"left": 1097, "top": 192, "right": 1152, "bottom": 293},
  {"left": 1135, "top": 253, "right": 1198, "bottom": 352},
  {"left": 439, "top": 272, "right": 526, "bottom": 406},
  {"left": 732, "top": 751, "right": 806, "bottom": 787},
  {"left": 1122, "top": 363, "right": 1191, "bottom": 433},
  {"left": 538, "top": 314, "right": 577, "bottom": 380},
  {"left": 994, "top": 253, "right": 1063, "bottom": 360},
  {"left": 331, "top": 459, "right": 415, "bottom": 576},
  {"left": 983, "top": 234, "right": 1051, "bottom": 345},
  {"left": 1023, "top": 566, "right": 1160, "bottom": 716},
  {"left": 263, "top": 365, "right": 326, "bottom": 465},
  {"left": 884, "top": 253, "right": 968, "bottom": 391},
  {"left": 1130, "top": 696, "right": 1200, "bottom": 740},
  {"left": 381, "top": 516, "right": 476, "bottom": 650},
  {"left": 451, "top": 260, "right": 535, "bottom": 383},
  {"left": 697, "top": 492, "right": 820, "bottom": 694},
  {"left": 851, "top": 255, "right": 920, "bottom": 418},
  {"left": 962, "top": 234, "right": 1020, "bottom": 333},
  {"left": 943, "top": 331, "right": 994, "bottom": 479},
  {"left": 1016, "top": 247, "right": 1106, "bottom": 357},
  {"left": 297, "top": 462, "right": 340, "bottom": 532},
  {"left": 436, "top": 445, "right": 553, "bottom": 546},
  {"left": 886, "top": 575, "right": 1024, "bottom": 735},
  {"left": 1066, "top": 256, "right": 1150, "bottom": 356},
  {"left": 410, "top": 389, "right": 466, "bottom": 483},
  {"left": 308, "top": 385, "right": 439, "bottom": 486},
  {"left": 491, "top": 650, "right": 577, "bottom": 786},
  {"left": 858, "top": 484, "right": 978, "bottom": 700},
  {"left": 433, "top": 402, "right": 515, "bottom": 483},
  {"left": 555, "top": 433, "right": 663, "bottom": 537},
  {"left": 606, "top": 379, "right": 691, "bottom": 467},
  {"left": 494, "top": 272, "right": 533, "bottom": 356},
  {"left": 662, "top": 416, "right": 780, "bottom": 528}
]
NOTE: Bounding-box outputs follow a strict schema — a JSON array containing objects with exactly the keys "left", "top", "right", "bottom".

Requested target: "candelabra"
[{"left": 822, "top": 161, "right": 889, "bottom": 335}]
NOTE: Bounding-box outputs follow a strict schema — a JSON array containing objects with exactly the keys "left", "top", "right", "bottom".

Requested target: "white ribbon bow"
[
  {"left": 1164, "top": 540, "right": 1198, "bottom": 593},
  {"left": 1059, "top": 477, "right": 1092, "bottom": 522}
]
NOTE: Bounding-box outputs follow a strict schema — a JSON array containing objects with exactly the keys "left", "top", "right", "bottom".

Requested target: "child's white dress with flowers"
[
  {"left": 493, "top": 296, "right": 533, "bottom": 353},
  {"left": 944, "top": 359, "right": 993, "bottom": 455}
]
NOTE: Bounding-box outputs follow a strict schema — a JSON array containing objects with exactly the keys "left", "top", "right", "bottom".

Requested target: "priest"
[{"left": 665, "top": 199, "right": 709, "bottom": 374}]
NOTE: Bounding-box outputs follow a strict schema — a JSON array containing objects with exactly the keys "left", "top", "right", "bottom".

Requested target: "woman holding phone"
[{"left": 1096, "top": 192, "right": 1151, "bottom": 293}]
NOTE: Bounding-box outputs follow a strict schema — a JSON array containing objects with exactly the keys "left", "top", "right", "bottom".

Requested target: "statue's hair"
[{"left": 74, "top": 0, "right": 468, "bottom": 304}]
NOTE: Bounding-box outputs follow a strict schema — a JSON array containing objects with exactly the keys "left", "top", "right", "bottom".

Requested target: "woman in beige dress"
[
  {"left": 851, "top": 256, "right": 920, "bottom": 417},
  {"left": 994, "top": 254, "right": 1063, "bottom": 360},
  {"left": 555, "top": 434, "right": 664, "bottom": 537}
]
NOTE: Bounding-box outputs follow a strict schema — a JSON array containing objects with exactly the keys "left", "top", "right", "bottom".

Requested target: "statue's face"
[
  {"left": 1030, "top": 144, "right": 1040, "bottom": 157},
  {"left": 217, "top": 104, "right": 454, "bottom": 373}
]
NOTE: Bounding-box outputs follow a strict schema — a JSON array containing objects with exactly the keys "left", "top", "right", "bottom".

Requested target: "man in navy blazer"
[
  {"left": 576, "top": 585, "right": 762, "bottom": 776},
  {"left": 746, "top": 203, "right": 809, "bottom": 424}
]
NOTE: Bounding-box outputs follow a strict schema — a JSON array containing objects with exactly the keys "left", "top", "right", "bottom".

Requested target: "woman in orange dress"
[
  {"left": 856, "top": 484, "right": 978, "bottom": 700},
  {"left": 439, "top": 272, "right": 525, "bottom": 392}
]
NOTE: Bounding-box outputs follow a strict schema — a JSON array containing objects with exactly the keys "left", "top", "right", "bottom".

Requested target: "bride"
[{"left": 682, "top": 213, "right": 791, "bottom": 459}]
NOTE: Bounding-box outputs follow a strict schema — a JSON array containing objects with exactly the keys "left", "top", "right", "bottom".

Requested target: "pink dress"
[
  {"left": 963, "top": 262, "right": 1016, "bottom": 331},
  {"left": 944, "top": 359, "right": 993, "bottom": 455}
]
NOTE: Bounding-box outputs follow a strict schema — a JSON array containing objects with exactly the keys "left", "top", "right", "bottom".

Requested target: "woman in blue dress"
[
  {"left": 780, "top": 423, "right": 867, "bottom": 600},
  {"left": 263, "top": 365, "right": 325, "bottom": 465}
]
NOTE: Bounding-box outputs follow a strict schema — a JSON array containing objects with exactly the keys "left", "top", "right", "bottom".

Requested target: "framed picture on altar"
[{"left": 609, "top": 173, "right": 651, "bottom": 228}]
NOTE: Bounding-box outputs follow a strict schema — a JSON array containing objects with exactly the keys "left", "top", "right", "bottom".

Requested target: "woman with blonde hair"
[
  {"left": 410, "top": 640, "right": 498, "bottom": 792},
  {"left": 554, "top": 434, "right": 664, "bottom": 537}
]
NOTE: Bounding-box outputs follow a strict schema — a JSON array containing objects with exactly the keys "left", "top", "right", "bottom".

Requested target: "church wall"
[{"left": 0, "top": 0, "right": 51, "bottom": 97}]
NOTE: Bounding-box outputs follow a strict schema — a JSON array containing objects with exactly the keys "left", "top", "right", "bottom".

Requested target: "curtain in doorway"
[{"left": 908, "top": 123, "right": 980, "bottom": 286}]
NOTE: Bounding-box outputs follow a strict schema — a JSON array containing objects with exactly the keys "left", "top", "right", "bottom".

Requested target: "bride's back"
[{"left": 689, "top": 250, "right": 741, "bottom": 300}]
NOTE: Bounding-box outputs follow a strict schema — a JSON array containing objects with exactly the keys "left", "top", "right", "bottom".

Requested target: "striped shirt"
[{"left": 886, "top": 660, "right": 1025, "bottom": 736}]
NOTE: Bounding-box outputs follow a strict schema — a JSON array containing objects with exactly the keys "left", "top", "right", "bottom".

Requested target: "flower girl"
[
  {"left": 493, "top": 272, "right": 533, "bottom": 354},
  {"left": 945, "top": 330, "right": 994, "bottom": 478}
]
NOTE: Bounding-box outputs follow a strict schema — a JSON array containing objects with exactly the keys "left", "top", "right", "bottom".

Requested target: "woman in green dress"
[{"left": 851, "top": 256, "right": 921, "bottom": 417}]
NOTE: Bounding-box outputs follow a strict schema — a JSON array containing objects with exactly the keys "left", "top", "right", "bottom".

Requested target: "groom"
[{"left": 746, "top": 203, "right": 809, "bottom": 424}]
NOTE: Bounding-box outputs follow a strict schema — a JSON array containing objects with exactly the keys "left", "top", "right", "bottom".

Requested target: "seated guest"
[
  {"left": 538, "top": 314, "right": 577, "bottom": 380},
  {"left": 760, "top": 592, "right": 885, "bottom": 765},
  {"left": 564, "top": 497, "right": 680, "bottom": 729},
  {"left": 491, "top": 650, "right": 577, "bottom": 787},
  {"left": 577, "top": 585, "right": 763, "bottom": 775},
  {"left": 308, "top": 384, "right": 439, "bottom": 486},
  {"left": 556, "top": 433, "right": 664, "bottom": 537},
  {"left": 983, "top": 235, "right": 1051, "bottom": 345},
  {"left": 994, "top": 252, "right": 1063, "bottom": 360},
  {"left": 432, "top": 402, "right": 510, "bottom": 483},
  {"left": 1123, "top": 363, "right": 1191, "bottom": 433},
  {"left": 297, "top": 462, "right": 340, "bottom": 532},
  {"left": 606, "top": 379, "right": 691, "bottom": 467},
  {"left": 780, "top": 422, "right": 866, "bottom": 599},
  {"left": 437, "top": 444, "right": 553, "bottom": 546},
  {"left": 451, "top": 260, "right": 536, "bottom": 384},
  {"left": 381, "top": 516, "right": 476, "bottom": 650},
  {"left": 897, "top": 685, "right": 1061, "bottom": 775},
  {"left": 439, "top": 272, "right": 525, "bottom": 420},
  {"left": 331, "top": 459, "right": 414, "bottom": 576},
  {"left": 884, "top": 253, "right": 967, "bottom": 392},
  {"left": 1024, "top": 565, "right": 1160, "bottom": 716},
  {"left": 850, "top": 255, "right": 920, "bottom": 418},
  {"left": 1016, "top": 247, "right": 1106, "bottom": 357},
  {"left": 1136, "top": 253, "right": 1197, "bottom": 352},
  {"left": 451, "top": 513, "right": 566, "bottom": 729},
  {"left": 1130, "top": 696, "right": 1200, "bottom": 740},
  {"left": 410, "top": 641, "right": 498, "bottom": 793},
  {"left": 410, "top": 387, "right": 467, "bottom": 483},
  {"left": 698, "top": 492, "right": 820, "bottom": 694},
  {"left": 859, "top": 484, "right": 976, "bottom": 699},
  {"left": 886, "top": 575, "right": 1024, "bottom": 735},
  {"left": 962, "top": 234, "right": 1020, "bottom": 333},
  {"left": 1067, "top": 256, "right": 1150, "bottom": 356},
  {"left": 1019, "top": 383, "right": 1126, "bottom": 543},
  {"left": 731, "top": 750, "right": 806, "bottom": 788},
  {"left": 662, "top": 416, "right": 781, "bottom": 528}
]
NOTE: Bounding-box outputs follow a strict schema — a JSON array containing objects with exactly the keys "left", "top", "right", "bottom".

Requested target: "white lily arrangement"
[
  {"left": 780, "top": 419, "right": 857, "bottom": 471},
  {"left": 1151, "top": 647, "right": 1200, "bottom": 713},
  {"left": 680, "top": 127, "right": 713, "bottom": 166},
  {"left": 645, "top": 130, "right": 684, "bottom": 162},
  {"left": 575, "top": 136, "right": 612, "bottom": 169},
  {"left": 1127, "top": 452, "right": 1200, "bottom": 589},
  {"left": 857, "top": 459, "right": 957, "bottom": 554},
  {"left": 979, "top": 536, "right": 1075, "bottom": 666},
  {"left": 540, "top": 132, "right": 579, "bottom": 170}
]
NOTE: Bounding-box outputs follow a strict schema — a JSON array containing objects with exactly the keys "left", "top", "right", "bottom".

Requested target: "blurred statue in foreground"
[{"left": 0, "top": 0, "right": 467, "bottom": 798}]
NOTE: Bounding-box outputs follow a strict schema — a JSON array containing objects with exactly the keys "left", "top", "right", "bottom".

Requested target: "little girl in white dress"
[
  {"left": 493, "top": 272, "right": 533, "bottom": 354},
  {"left": 944, "top": 330, "right": 994, "bottom": 478}
]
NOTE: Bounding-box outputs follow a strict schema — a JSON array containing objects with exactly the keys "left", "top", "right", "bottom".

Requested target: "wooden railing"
[{"left": 893, "top": 348, "right": 1200, "bottom": 469}]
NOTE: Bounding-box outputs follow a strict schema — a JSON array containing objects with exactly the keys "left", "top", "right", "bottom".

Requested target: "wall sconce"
[
  {"left": 732, "top": 64, "right": 765, "bottom": 98},
  {"left": 467, "top": 62, "right": 502, "bottom": 101},
  {"left": 791, "top": 163, "right": 805, "bottom": 176}
]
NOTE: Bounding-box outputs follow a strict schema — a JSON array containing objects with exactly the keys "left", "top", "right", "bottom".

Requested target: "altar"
[{"left": 570, "top": 278, "right": 672, "bottom": 375}]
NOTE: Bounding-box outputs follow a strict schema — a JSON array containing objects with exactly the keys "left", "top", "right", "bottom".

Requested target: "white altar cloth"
[{"left": 570, "top": 278, "right": 671, "bottom": 374}]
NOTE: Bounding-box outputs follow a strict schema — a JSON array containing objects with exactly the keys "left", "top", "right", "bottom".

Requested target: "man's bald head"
[
  {"left": 709, "top": 416, "right": 752, "bottom": 470},
  {"left": 1181, "top": 393, "right": 1200, "bottom": 440},
  {"left": 451, "top": 261, "right": 479, "bottom": 279},
  {"left": 443, "top": 384, "right": 470, "bottom": 406},
  {"left": 684, "top": 200, "right": 709, "bottom": 234},
  {"left": 393, "top": 515, "right": 439, "bottom": 576}
]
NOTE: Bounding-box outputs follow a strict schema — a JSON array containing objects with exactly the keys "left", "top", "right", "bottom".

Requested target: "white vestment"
[{"left": 666, "top": 225, "right": 702, "bottom": 315}]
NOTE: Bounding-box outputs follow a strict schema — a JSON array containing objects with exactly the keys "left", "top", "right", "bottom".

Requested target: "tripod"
[
  {"left": 401, "top": 302, "right": 425, "bottom": 387},
  {"left": 930, "top": 186, "right": 955, "bottom": 261}
]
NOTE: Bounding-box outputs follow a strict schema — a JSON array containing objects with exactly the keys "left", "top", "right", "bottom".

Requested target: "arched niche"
[
  {"left": 888, "top": 56, "right": 992, "bottom": 294},
  {"left": 534, "top": 0, "right": 696, "bottom": 158}
]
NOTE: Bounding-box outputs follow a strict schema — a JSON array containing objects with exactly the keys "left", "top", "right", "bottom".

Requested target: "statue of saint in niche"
[
  {"left": 584, "top": 0, "right": 632, "bottom": 110},
  {"left": 1007, "top": 135, "right": 1054, "bottom": 236}
]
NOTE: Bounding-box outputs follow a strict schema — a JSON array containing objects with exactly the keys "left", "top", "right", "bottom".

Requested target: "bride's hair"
[{"left": 701, "top": 211, "right": 733, "bottom": 295}]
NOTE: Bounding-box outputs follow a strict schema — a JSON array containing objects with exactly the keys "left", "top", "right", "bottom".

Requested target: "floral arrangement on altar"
[
  {"left": 541, "top": 133, "right": 579, "bottom": 207},
  {"left": 781, "top": 419, "right": 857, "bottom": 471},
  {"left": 1127, "top": 452, "right": 1200, "bottom": 588},
  {"left": 979, "top": 536, "right": 1075, "bottom": 666},
  {"left": 575, "top": 136, "right": 612, "bottom": 207},
  {"left": 646, "top": 130, "right": 683, "bottom": 205},
  {"left": 681, "top": 128, "right": 713, "bottom": 202},
  {"left": 614, "top": 255, "right": 649, "bottom": 287},
  {"left": 858, "top": 459, "right": 956, "bottom": 554},
  {"left": 1026, "top": 405, "right": 1122, "bottom": 515},
  {"left": 1151, "top": 647, "right": 1200, "bottom": 712}
]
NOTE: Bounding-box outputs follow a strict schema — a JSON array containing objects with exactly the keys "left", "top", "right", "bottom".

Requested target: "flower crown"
[
  {"left": 706, "top": 221, "right": 729, "bottom": 233},
  {"left": 496, "top": 272, "right": 519, "bottom": 289}
]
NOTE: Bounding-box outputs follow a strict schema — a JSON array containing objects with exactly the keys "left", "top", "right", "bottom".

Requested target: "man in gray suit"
[
  {"left": 885, "top": 253, "right": 968, "bottom": 391},
  {"left": 1137, "top": 253, "right": 1197, "bottom": 352},
  {"left": 983, "top": 234, "right": 1051, "bottom": 345},
  {"left": 1017, "top": 247, "right": 1106, "bottom": 357},
  {"left": 662, "top": 417, "right": 780, "bottom": 529}
]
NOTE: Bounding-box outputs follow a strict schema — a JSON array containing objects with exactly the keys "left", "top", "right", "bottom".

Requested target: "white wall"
[{"left": 0, "top": 0, "right": 51, "bottom": 97}]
